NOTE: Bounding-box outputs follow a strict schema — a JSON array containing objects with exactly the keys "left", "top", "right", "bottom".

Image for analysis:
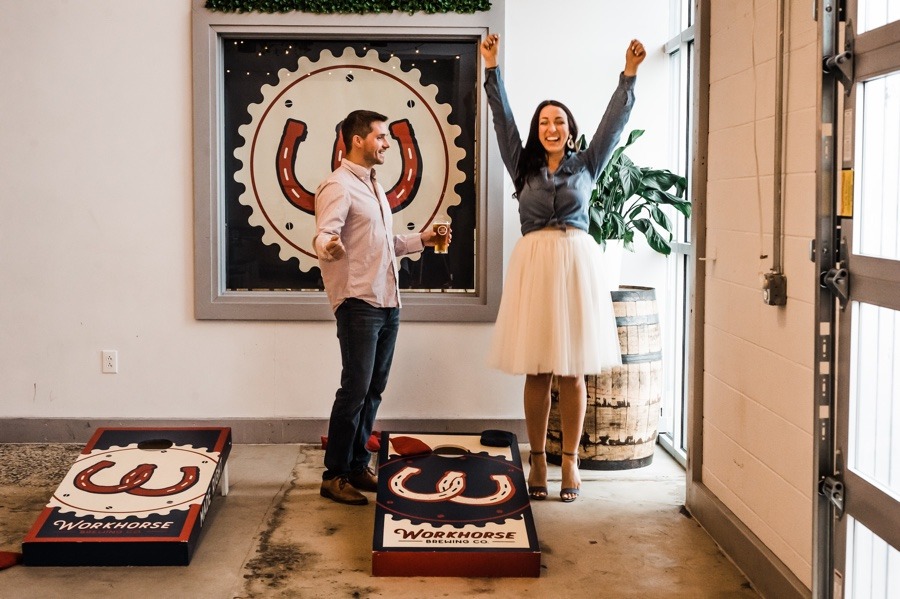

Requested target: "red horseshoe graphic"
[
  {"left": 277, "top": 119, "right": 316, "bottom": 214},
  {"left": 331, "top": 122, "right": 347, "bottom": 172},
  {"left": 74, "top": 460, "right": 155, "bottom": 494},
  {"left": 276, "top": 118, "right": 423, "bottom": 216},
  {"left": 73, "top": 461, "right": 200, "bottom": 497},
  {"left": 128, "top": 466, "right": 200, "bottom": 497},
  {"left": 384, "top": 119, "right": 422, "bottom": 212}
]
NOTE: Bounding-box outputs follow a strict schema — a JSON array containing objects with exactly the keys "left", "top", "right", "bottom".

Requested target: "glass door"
[
  {"left": 830, "top": 1, "right": 900, "bottom": 597},
  {"left": 658, "top": 0, "right": 695, "bottom": 466}
]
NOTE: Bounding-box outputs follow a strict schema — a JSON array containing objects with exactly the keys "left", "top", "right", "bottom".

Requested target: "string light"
[{"left": 227, "top": 40, "right": 468, "bottom": 83}]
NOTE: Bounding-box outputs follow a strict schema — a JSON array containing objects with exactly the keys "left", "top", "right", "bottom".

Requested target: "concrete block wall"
[{"left": 702, "top": 0, "right": 818, "bottom": 587}]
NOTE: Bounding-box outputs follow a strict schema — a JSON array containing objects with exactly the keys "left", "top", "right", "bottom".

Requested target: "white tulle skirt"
[{"left": 488, "top": 228, "right": 622, "bottom": 376}]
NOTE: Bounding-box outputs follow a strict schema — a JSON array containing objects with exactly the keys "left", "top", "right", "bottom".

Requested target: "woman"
[{"left": 481, "top": 33, "right": 646, "bottom": 502}]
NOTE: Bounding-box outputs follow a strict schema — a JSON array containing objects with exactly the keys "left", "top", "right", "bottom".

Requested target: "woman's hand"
[
  {"left": 480, "top": 33, "right": 499, "bottom": 69},
  {"left": 623, "top": 39, "right": 646, "bottom": 77}
]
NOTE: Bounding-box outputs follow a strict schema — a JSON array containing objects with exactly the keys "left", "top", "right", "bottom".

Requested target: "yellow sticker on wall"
[{"left": 839, "top": 169, "right": 854, "bottom": 218}]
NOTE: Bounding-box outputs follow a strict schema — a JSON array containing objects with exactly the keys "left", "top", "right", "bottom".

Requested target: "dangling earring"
[{"left": 566, "top": 134, "right": 575, "bottom": 150}]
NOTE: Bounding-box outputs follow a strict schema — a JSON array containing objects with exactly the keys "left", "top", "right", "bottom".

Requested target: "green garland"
[{"left": 204, "top": 0, "right": 491, "bottom": 14}]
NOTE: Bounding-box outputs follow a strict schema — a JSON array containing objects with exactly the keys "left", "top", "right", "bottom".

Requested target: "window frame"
[{"left": 191, "top": 2, "right": 505, "bottom": 321}]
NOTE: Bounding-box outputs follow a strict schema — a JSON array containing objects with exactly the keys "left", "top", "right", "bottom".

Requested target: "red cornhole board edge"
[
  {"left": 21, "top": 426, "right": 231, "bottom": 567},
  {"left": 372, "top": 431, "right": 541, "bottom": 577}
]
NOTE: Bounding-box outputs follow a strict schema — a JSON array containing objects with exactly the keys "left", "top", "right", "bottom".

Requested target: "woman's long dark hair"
[{"left": 513, "top": 99, "right": 579, "bottom": 197}]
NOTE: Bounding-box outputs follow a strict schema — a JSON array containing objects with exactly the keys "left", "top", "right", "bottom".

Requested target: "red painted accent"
[
  {"left": 73, "top": 460, "right": 200, "bottom": 497},
  {"left": 384, "top": 119, "right": 422, "bottom": 212},
  {"left": 372, "top": 551, "right": 541, "bottom": 578},
  {"left": 276, "top": 119, "right": 315, "bottom": 214},
  {"left": 275, "top": 118, "right": 421, "bottom": 216},
  {"left": 331, "top": 124, "right": 346, "bottom": 172},
  {"left": 128, "top": 467, "right": 200, "bottom": 497},
  {"left": 74, "top": 461, "right": 155, "bottom": 494}
]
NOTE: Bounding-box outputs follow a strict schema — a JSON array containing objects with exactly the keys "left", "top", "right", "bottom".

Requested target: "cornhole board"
[
  {"left": 22, "top": 426, "right": 231, "bottom": 566},
  {"left": 372, "top": 432, "right": 541, "bottom": 577}
]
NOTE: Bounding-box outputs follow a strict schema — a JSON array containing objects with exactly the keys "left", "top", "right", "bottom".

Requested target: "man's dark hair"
[{"left": 341, "top": 109, "right": 389, "bottom": 148}]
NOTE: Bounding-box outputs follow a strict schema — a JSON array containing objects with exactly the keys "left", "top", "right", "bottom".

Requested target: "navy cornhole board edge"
[
  {"left": 21, "top": 426, "right": 232, "bottom": 566},
  {"left": 372, "top": 431, "right": 541, "bottom": 577}
]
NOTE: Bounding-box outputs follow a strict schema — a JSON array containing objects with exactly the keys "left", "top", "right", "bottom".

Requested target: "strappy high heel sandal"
[
  {"left": 527, "top": 451, "right": 548, "bottom": 501},
  {"left": 560, "top": 451, "right": 581, "bottom": 503}
]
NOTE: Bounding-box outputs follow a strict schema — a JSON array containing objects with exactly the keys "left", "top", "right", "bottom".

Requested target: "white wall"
[
  {"left": 703, "top": 0, "right": 817, "bottom": 587},
  {"left": 502, "top": 0, "right": 674, "bottom": 292},
  {"left": 0, "top": 1, "right": 671, "bottom": 422}
]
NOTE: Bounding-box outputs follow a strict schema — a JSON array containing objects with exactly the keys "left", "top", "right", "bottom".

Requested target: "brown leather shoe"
[
  {"left": 348, "top": 467, "right": 378, "bottom": 492},
  {"left": 320, "top": 476, "right": 368, "bottom": 505}
]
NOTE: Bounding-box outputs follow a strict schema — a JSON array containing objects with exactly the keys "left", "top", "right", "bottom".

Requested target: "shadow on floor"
[{"left": 0, "top": 443, "right": 759, "bottom": 598}]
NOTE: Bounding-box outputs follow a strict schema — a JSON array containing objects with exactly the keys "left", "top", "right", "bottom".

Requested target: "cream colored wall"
[
  {"left": 703, "top": 0, "right": 818, "bottom": 587},
  {"left": 0, "top": 2, "right": 671, "bottom": 422}
]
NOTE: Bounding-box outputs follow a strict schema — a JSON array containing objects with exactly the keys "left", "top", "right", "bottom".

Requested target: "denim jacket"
[{"left": 484, "top": 67, "right": 636, "bottom": 236}]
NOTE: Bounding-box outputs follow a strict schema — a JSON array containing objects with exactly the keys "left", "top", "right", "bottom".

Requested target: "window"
[{"left": 658, "top": 0, "right": 695, "bottom": 465}]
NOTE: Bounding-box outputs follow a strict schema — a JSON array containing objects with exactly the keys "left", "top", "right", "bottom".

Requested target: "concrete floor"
[{"left": 0, "top": 443, "right": 760, "bottom": 598}]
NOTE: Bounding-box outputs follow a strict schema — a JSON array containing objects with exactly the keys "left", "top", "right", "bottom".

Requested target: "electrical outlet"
[
  {"left": 101, "top": 350, "right": 118, "bottom": 374},
  {"left": 762, "top": 271, "right": 787, "bottom": 306}
]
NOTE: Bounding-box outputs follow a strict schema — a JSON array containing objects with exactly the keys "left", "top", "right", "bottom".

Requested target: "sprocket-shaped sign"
[{"left": 234, "top": 47, "right": 466, "bottom": 272}]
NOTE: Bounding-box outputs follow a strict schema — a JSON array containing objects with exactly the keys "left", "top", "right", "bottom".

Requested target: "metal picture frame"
[{"left": 191, "top": 1, "right": 504, "bottom": 321}]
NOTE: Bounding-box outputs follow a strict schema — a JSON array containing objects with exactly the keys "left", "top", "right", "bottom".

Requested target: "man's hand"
[
  {"left": 420, "top": 227, "right": 452, "bottom": 247},
  {"left": 624, "top": 39, "right": 646, "bottom": 77},
  {"left": 322, "top": 234, "right": 346, "bottom": 261}
]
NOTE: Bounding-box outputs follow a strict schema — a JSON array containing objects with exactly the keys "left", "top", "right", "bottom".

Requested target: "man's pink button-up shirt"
[{"left": 314, "top": 159, "right": 424, "bottom": 312}]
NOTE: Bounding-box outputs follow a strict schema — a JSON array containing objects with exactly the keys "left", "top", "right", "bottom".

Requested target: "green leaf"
[
  {"left": 576, "top": 134, "right": 588, "bottom": 152},
  {"left": 633, "top": 219, "right": 671, "bottom": 255},
  {"left": 625, "top": 129, "right": 644, "bottom": 146},
  {"left": 589, "top": 129, "right": 691, "bottom": 254},
  {"left": 649, "top": 205, "right": 672, "bottom": 230}
]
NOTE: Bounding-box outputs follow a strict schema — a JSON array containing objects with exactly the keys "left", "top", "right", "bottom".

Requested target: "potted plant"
[
  {"left": 586, "top": 129, "right": 690, "bottom": 255},
  {"left": 545, "top": 130, "right": 691, "bottom": 469}
]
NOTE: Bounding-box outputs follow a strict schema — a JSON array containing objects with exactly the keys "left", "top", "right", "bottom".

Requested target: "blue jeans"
[{"left": 323, "top": 298, "right": 400, "bottom": 480}]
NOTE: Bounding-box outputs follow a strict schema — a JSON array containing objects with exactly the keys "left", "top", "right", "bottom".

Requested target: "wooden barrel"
[{"left": 547, "top": 286, "right": 662, "bottom": 470}]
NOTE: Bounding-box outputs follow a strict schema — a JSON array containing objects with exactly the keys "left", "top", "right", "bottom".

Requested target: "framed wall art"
[{"left": 192, "top": 1, "right": 505, "bottom": 321}]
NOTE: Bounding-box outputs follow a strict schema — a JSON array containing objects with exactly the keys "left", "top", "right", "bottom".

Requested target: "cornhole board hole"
[
  {"left": 22, "top": 426, "right": 232, "bottom": 566},
  {"left": 372, "top": 432, "right": 541, "bottom": 577}
]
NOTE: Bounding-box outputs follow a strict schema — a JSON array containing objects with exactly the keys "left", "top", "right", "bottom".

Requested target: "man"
[{"left": 314, "top": 110, "right": 445, "bottom": 505}]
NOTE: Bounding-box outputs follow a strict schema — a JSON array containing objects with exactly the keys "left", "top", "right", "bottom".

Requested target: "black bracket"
[
  {"left": 819, "top": 476, "right": 845, "bottom": 519},
  {"left": 822, "top": 268, "right": 850, "bottom": 309},
  {"left": 823, "top": 21, "right": 854, "bottom": 94}
]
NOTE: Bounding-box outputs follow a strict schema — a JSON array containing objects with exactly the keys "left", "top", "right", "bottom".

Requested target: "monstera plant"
[{"left": 587, "top": 129, "right": 690, "bottom": 255}]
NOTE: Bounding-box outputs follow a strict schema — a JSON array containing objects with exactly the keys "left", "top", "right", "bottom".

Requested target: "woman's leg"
[
  {"left": 556, "top": 374, "right": 586, "bottom": 501},
  {"left": 524, "top": 373, "right": 552, "bottom": 499}
]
